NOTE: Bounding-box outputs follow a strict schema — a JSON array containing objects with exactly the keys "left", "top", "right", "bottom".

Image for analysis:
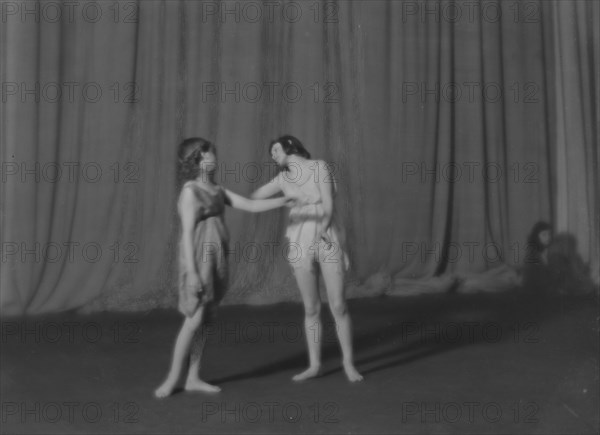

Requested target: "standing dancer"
[
  {"left": 155, "top": 137, "right": 291, "bottom": 398},
  {"left": 251, "top": 135, "right": 363, "bottom": 382}
]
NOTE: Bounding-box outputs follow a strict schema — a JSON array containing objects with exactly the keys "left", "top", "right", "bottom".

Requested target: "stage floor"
[{"left": 2, "top": 292, "right": 598, "bottom": 434}]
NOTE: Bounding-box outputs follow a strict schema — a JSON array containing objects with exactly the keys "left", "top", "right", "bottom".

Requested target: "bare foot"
[
  {"left": 343, "top": 362, "right": 363, "bottom": 382},
  {"left": 154, "top": 378, "right": 178, "bottom": 398},
  {"left": 292, "top": 365, "right": 321, "bottom": 382},
  {"left": 185, "top": 379, "right": 221, "bottom": 393}
]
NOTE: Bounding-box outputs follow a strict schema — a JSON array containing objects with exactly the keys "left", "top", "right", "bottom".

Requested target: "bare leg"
[
  {"left": 321, "top": 260, "right": 363, "bottom": 382},
  {"left": 185, "top": 322, "right": 221, "bottom": 393},
  {"left": 154, "top": 306, "right": 205, "bottom": 398},
  {"left": 292, "top": 265, "right": 323, "bottom": 382}
]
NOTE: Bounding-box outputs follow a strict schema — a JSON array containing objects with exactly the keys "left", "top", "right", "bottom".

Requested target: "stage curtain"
[
  {"left": 1, "top": 0, "right": 595, "bottom": 315},
  {"left": 551, "top": 0, "right": 599, "bottom": 284}
]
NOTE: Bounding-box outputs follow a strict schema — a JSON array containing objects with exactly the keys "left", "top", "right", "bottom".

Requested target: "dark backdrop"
[{"left": 1, "top": 0, "right": 598, "bottom": 314}]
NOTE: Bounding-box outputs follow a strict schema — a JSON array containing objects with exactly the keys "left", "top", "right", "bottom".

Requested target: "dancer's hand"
[
  {"left": 186, "top": 273, "right": 203, "bottom": 294},
  {"left": 316, "top": 225, "right": 333, "bottom": 248},
  {"left": 284, "top": 196, "right": 298, "bottom": 208}
]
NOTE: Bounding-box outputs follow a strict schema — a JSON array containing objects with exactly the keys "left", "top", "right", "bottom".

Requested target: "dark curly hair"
[
  {"left": 176, "top": 137, "right": 216, "bottom": 187},
  {"left": 526, "top": 221, "right": 552, "bottom": 252},
  {"left": 524, "top": 220, "right": 552, "bottom": 264},
  {"left": 269, "top": 135, "right": 311, "bottom": 159}
]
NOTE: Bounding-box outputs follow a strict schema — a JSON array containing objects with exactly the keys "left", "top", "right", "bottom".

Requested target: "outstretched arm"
[
  {"left": 224, "top": 188, "right": 288, "bottom": 212},
  {"left": 250, "top": 176, "right": 282, "bottom": 199}
]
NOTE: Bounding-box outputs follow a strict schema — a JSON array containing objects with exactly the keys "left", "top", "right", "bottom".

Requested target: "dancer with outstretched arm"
[{"left": 155, "top": 137, "right": 292, "bottom": 398}]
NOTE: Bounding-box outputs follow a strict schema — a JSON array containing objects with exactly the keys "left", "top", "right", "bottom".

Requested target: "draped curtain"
[
  {"left": 552, "top": 0, "right": 599, "bottom": 284},
  {"left": 1, "top": 0, "right": 597, "bottom": 315}
]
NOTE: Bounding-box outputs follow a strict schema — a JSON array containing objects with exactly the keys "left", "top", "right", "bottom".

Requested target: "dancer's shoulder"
[
  {"left": 181, "top": 180, "right": 198, "bottom": 191},
  {"left": 179, "top": 182, "right": 212, "bottom": 206}
]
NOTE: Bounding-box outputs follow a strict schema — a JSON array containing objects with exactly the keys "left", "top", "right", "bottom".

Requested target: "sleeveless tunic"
[
  {"left": 177, "top": 182, "right": 229, "bottom": 316},
  {"left": 276, "top": 161, "right": 348, "bottom": 273}
]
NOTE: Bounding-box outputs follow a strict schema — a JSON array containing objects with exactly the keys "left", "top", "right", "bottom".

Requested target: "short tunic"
[
  {"left": 276, "top": 160, "right": 349, "bottom": 273},
  {"left": 177, "top": 182, "right": 229, "bottom": 317}
]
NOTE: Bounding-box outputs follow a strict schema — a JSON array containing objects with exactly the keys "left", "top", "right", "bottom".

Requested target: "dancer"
[
  {"left": 251, "top": 135, "right": 363, "bottom": 382},
  {"left": 155, "top": 137, "right": 291, "bottom": 398},
  {"left": 522, "top": 221, "right": 553, "bottom": 295},
  {"left": 524, "top": 221, "right": 552, "bottom": 265},
  {"left": 523, "top": 221, "right": 596, "bottom": 295}
]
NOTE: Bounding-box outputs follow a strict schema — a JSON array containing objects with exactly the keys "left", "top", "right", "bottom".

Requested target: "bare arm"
[
  {"left": 249, "top": 176, "right": 282, "bottom": 199},
  {"left": 317, "top": 160, "right": 334, "bottom": 232},
  {"left": 224, "top": 188, "right": 288, "bottom": 212},
  {"left": 179, "top": 187, "right": 200, "bottom": 280}
]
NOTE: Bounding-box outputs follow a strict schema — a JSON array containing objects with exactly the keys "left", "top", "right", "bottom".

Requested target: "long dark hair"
[
  {"left": 526, "top": 221, "right": 552, "bottom": 253},
  {"left": 176, "top": 137, "right": 216, "bottom": 187},
  {"left": 524, "top": 221, "right": 553, "bottom": 264},
  {"left": 269, "top": 135, "right": 311, "bottom": 159}
]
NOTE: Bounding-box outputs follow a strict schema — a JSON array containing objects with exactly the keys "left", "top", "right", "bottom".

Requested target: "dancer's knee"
[
  {"left": 304, "top": 302, "right": 321, "bottom": 319},
  {"left": 329, "top": 300, "right": 347, "bottom": 318}
]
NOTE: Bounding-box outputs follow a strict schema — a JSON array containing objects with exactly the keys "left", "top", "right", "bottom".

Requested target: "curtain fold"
[
  {"left": 552, "top": 0, "right": 599, "bottom": 284},
  {"left": 1, "top": 0, "right": 596, "bottom": 315}
]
